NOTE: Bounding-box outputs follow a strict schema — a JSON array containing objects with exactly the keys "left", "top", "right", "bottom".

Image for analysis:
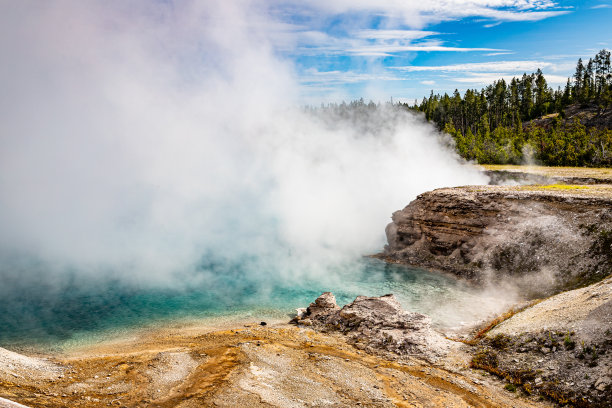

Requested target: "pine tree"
[
  {"left": 562, "top": 79, "right": 572, "bottom": 106},
  {"left": 534, "top": 69, "right": 549, "bottom": 116},
  {"left": 574, "top": 58, "right": 585, "bottom": 98},
  {"left": 584, "top": 58, "right": 594, "bottom": 100},
  {"left": 409, "top": 49, "right": 611, "bottom": 167}
]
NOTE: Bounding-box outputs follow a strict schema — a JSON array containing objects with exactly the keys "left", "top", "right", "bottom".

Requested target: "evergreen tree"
[
  {"left": 584, "top": 59, "right": 594, "bottom": 101},
  {"left": 409, "top": 49, "right": 611, "bottom": 167},
  {"left": 574, "top": 58, "right": 585, "bottom": 98},
  {"left": 534, "top": 69, "right": 549, "bottom": 116}
]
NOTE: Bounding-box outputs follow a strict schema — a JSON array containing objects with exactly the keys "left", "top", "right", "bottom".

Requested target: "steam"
[{"left": 0, "top": 1, "right": 487, "bottom": 292}]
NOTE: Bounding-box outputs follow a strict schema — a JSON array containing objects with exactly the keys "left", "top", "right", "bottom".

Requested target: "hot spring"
[
  {"left": 0, "top": 256, "right": 515, "bottom": 350},
  {"left": 0, "top": 2, "right": 500, "bottom": 351}
]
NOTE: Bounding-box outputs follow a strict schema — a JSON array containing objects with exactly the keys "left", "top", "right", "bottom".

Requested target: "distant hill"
[
  {"left": 528, "top": 103, "right": 612, "bottom": 131},
  {"left": 408, "top": 49, "right": 612, "bottom": 167}
]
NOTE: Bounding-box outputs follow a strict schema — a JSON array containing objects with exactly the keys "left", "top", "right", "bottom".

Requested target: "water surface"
[{"left": 0, "top": 258, "right": 508, "bottom": 350}]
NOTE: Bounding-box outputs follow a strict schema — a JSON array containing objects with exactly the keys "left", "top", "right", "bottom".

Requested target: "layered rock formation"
[
  {"left": 379, "top": 185, "right": 612, "bottom": 295},
  {"left": 293, "top": 292, "right": 455, "bottom": 362}
]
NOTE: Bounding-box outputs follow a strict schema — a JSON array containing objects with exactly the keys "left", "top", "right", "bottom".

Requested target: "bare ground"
[
  {"left": 480, "top": 164, "right": 612, "bottom": 185},
  {"left": 0, "top": 320, "right": 554, "bottom": 408}
]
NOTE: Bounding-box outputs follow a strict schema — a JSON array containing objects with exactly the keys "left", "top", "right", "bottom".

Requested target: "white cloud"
[
  {"left": 274, "top": 0, "right": 570, "bottom": 28},
  {"left": 264, "top": 1, "right": 570, "bottom": 61},
  {"left": 542, "top": 74, "right": 573, "bottom": 86},
  {"left": 300, "top": 69, "right": 401, "bottom": 84},
  {"left": 278, "top": 28, "right": 499, "bottom": 58},
  {"left": 393, "top": 60, "right": 554, "bottom": 72},
  {"left": 355, "top": 29, "right": 438, "bottom": 40},
  {"left": 485, "top": 52, "right": 516, "bottom": 56},
  {"left": 453, "top": 73, "right": 512, "bottom": 83},
  {"left": 348, "top": 45, "right": 501, "bottom": 56},
  {"left": 453, "top": 73, "right": 568, "bottom": 86},
  {"left": 591, "top": 4, "right": 611, "bottom": 9},
  {"left": 421, "top": 80, "right": 436, "bottom": 85}
]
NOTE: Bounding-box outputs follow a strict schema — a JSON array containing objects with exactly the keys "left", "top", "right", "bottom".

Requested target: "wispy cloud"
[
  {"left": 453, "top": 73, "right": 568, "bottom": 86},
  {"left": 469, "top": 8, "right": 570, "bottom": 22},
  {"left": 591, "top": 4, "right": 611, "bottom": 9},
  {"left": 485, "top": 52, "right": 516, "bottom": 56},
  {"left": 279, "top": 28, "right": 501, "bottom": 57},
  {"left": 348, "top": 45, "right": 502, "bottom": 57},
  {"left": 393, "top": 60, "right": 553, "bottom": 72},
  {"left": 267, "top": 1, "right": 569, "bottom": 61},
  {"left": 300, "top": 69, "right": 402, "bottom": 85},
  {"left": 261, "top": 1, "right": 578, "bottom": 99},
  {"left": 279, "top": 1, "right": 570, "bottom": 27},
  {"left": 355, "top": 29, "right": 438, "bottom": 40}
]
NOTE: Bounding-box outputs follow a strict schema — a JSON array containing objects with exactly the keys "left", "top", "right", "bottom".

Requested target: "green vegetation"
[
  {"left": 481, "top": 164, "right": 612, "bottom": 180},
  {"left": 564, "top": 332, "right": 576, "bottom": 350},
  {"left": 470, "top": 349, "right": 499, "bottom": 369},
  {"left": 490, "top": 333, "right": 513, "bottom": 350},
  {"left": 504, "top": 383, "right": 517, "bottom": 392},
  {"left": 540, "top": 381, "right": 589, "bottom": 407},
  {"left": 470, "top": 348, "right": 538, "bottom": 396},
  {"left": 408, "top": 50, "right": 612, "bottom": 167}
]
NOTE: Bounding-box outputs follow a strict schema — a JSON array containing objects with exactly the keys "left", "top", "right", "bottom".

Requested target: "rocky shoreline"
[
  {"left": 2, "top": 174, "right": 612, "bottom": 407},
  {"left": 3, "top": 281, "right": 607, "bottom": 407},
  {"left": 0, "top": 315, "right": 550, "bottom": 408},
  {"left": 371, "top": 181, "right": 612, "bottom": 406}
]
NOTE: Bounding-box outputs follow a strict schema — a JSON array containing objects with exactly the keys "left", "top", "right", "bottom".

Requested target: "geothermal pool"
[{"left": 0, "top": 258, "right": 514, "bottom": 350}]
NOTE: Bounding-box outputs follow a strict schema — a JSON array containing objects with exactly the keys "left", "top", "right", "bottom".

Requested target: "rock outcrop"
[
  {"left": 379, "top": 185, "right": 612, "bottom": 295},
  {"left": 470, "top": 275, "right": 612, "bottom": 407},
  {"left": 293, "top": 292, "right": 454, "bottom": 362}
]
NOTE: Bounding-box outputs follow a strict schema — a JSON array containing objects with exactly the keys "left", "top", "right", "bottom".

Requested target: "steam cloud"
[{"left": 0, "top": 1, "right": 487, "bottom": 293}]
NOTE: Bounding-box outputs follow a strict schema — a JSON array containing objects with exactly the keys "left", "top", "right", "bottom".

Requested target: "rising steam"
[{"left": 0, "top": 1, "right": 487, "bottom": 294}]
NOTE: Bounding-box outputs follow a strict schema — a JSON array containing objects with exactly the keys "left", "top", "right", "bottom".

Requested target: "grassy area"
[
  {"left": 521, "top": 184, "right": 590, "bottom": 191},
  {"left": 480, "top": 164, "right": 612, "bottom": 181},
  {"left": 462, "top": 184, "right": 612, "bottom": 198}
]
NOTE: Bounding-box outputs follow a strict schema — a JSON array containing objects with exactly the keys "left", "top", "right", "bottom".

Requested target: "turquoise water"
[{"left": 0, "top": 258, "right": 507, "bottom": 349}]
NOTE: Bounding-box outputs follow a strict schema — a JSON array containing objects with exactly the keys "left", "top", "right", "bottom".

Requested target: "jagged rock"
[
  {"left": 295, "top": 293, "right": 453, "bottom": 362},
  {"left": 299, "top": 291, "right": 340, "bottom": 323},
  {"left": 309, "top": 291, "right": 339, "bottom": 311}
]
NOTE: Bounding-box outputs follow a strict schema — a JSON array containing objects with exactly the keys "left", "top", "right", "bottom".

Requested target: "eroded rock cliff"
[{"left": 379, "top": 185, "right": 612, "bottom": 295}]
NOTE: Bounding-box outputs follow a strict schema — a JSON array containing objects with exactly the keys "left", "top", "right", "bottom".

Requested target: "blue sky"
[{"left": 263, "top": 0, "right": 612, "bottom": 103}]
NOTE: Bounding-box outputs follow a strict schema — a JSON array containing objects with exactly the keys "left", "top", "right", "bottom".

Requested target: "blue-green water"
[{"left": 0, "top": 258, "right": 508, "bottom": 350}]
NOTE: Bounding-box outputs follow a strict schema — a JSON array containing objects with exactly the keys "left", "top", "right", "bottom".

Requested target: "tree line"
[{"left": 407, "top": 49, "right": 612, "bottom": 167}]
